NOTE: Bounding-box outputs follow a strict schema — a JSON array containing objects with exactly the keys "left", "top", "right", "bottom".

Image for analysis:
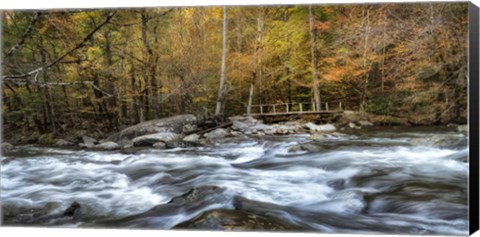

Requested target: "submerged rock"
[
  {"left": 132, "top": 132, "right": 181, "bottom": 147},
  {"left": 2, "top": 202, "right": 61, "bottom": 225},
  {"left": 409, "top": 136, "right": 467, "bottom": 149},
  {"left": 63, "top": 201, "right": 81, "bottom": 217},
  {"left": 174, "top": 209, "right": 296, "bottom": 231},
  {"left": 327, "top": 179, "right": 346, "bottom": 190},
  {"left": 94, "top": 185, "right": 227, "bottom": 228}
]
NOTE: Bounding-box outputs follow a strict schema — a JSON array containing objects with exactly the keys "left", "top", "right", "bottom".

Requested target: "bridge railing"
[{"left": 248, "top": 101, "right": 343, "bottom": 115}]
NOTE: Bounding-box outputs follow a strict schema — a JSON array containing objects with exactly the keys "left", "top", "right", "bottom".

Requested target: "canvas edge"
[{"left": 469, "top": 1, "right": 480, "bottom": 235}]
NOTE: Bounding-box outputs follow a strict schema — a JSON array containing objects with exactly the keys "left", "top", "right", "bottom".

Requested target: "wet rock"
[
  {"left": 409, "top": 136, "right": 467, "bottom": 149},
  {"left": 273, "top": 125, "right": 292, "bottom": 135},
  {"left": 317, "top": 124, "right": 337, "bottom": 133},
  {"left": 55, "top": 139, "right": 74, "bottom": 147},
  {"left": 152, "top": 142, "right": 167, "bottom": 149},
  {"left": 118, "top": 139, "right": 134, "bottom": 149},
  {"left": 80, "top": 136, "right": 97, "bottom": 148},
  {"left": 303, "top": 122, "right": 322, "bottom": 132},
  {"left": 118, "top": 114, "right": 197, "bottom": 140},
  {"left": 349, "top": 122, "right": 360, "bottom": 129},
  {"left": 327, "top": 179, "right": 346, "bottom": 190},
  {"left": 204, "top": 128, "right": 229, "bottom": 140},
  {"left": 287, "top": 145, "right": 303, "bottom": 153},
  {"left": 1, "top": 142, "right": 13, "bottom": 153},
  {"left": 2, "top": 202, "right": 61, "bottom": 225},
  {"left": 132, "top": 132, "right": 181, "bottom": 147},
  {"left": 457, "top": 125, "right": 468, "bottom": 133},
  {"left": 94, "top": 186, "right": 227, "bottom": 228},
  {"left": 358, "top": 120, "right": 374, "bottom": 126},
  {"left": 182, "top": 124, "right": 197, "bottom": 134},
  {"left": 63, "top": 201, "right": 81, "bottom": 217},
  {"left": 183, "top": 134, "right": 200, "bottom": 145},
  {"left": 310, "top": 132, "right": 347, "bottom": 140},
  {"left": 232, "top": 120, "right": 250, "bottom": 131},
  {"left": 288, "top": 143, "right": 322, "bottom": 153},
  {"left": 95, "top": 141, "right": 120, "bottom": 150},
  {"left": 174, "top": 209, "right": 296, "bottom": 231},
  {"left": 169, "top": 186, "right": 225, "bottom": 204},
  {"left": 230, "top": 116, "right": 262, "bottom": 134}
]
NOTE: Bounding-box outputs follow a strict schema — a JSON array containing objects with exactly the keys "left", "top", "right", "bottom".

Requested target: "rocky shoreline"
[{"left": 1, "top": 111, "right": 469, "bottom": 154}]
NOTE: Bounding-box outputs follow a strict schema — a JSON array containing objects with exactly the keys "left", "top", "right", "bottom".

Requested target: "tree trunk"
[
  {"left": 309, "top": 5, "right": 321, "bottom": 112},
  {"left": 40, "top": 45, "right": 56, "bottom": 133},
  {"left": 215, "top": 6, "right": 228, "bottom": 116},
  {"left": 130, "top": 66, "right": 140, "bottom": 124},
  {"left": 104, "top": 31, "right": 116, "bottom": 109},
  {"left": 247, "top": 8, "right": 265, "bottom": 115},
  {"left": 140, "top": 10, "right": 152, "bottom": 120},
  {"left": 150, "top": 26, "right": 160, "bottom": 119},
  {"left": 360, "top": 6, "right": 371, "bottom": 114}
]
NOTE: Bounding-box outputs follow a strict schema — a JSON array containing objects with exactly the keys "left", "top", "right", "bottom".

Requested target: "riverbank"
[{"left": 1, "top": 111, "right": 468, "bottom": 153}]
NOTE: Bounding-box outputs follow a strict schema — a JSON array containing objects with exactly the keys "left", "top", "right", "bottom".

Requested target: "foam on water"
[{"left": 1, "top": 129, "right": 469, "bottom": 234}]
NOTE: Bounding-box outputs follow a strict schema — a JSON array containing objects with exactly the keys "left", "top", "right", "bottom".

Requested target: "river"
[{"left": 1, "top": 126, "right": 469, "bottom": 235}]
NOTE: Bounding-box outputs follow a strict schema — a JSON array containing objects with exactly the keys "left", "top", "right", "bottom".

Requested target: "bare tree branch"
[
  {"left": 4, "top": 12, "right": 41, "bottom": 59},
  {"left": 3, "top": 11, "right": 117, "bottom": 80}
]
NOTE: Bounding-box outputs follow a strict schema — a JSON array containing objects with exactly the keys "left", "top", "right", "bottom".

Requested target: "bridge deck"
[
  {"left": 249, "top": 110, "right": 343, "bottom": 116},
  {"left": 247, "top": 102, "right": 344, "bottom": 117}
]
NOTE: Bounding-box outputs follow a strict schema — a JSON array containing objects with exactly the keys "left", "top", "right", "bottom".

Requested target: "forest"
[
  {"left": 1, "top": 3, "right": 468, "bottom": 138},
  {"left": 0, "top": 3, "right": 471, "bottom": 234}
]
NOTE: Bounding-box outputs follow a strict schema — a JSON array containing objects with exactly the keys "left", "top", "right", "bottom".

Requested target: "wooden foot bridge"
[{"left": 247, "top": 101, "right": 344, "bottom": 117}]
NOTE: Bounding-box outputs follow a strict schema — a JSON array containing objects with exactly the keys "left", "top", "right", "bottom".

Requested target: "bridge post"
[
  {"left": 299, "top": 103, "right": 303, "bottom": 112},
  {"left": 273, "top": 104, "right": 276, "bottom": 113},
  {"left": 286, "top": 103, "right": 289, "bottom": 113},
  {"left": 260, "top": 105, "right": 263, "bottom": 114},
  {"left": 339, "top": 102, "right": 343, "bottom": 110},
  {"left": 313, "top": 103, "right": 316, "bottom": 112},
  {"left": 325, "top": 102, "right": 329, "bottom": 111}
]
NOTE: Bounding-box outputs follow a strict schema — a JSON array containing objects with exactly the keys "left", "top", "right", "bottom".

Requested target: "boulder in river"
[
  {"left": 132, "top": 132, "right": 181, "bottom": 147},
  {"left": 204, "top": 128, "right": 229, "bottom": 140},
  {"left": 457, "top": 125, "right": 468, "bottom": 133},
  {"left": 152, "top": 142, "right": 167, "bottom": 149},
  {"left": 348, "top": 122, "right": 360, "bottom": 129},
  {"left": 303, "top": 123, "right": 337, "bottom": 133},
  {"left": 230, "top": 116, "right": 261, "bottom": 133},
  {"left": 174, "top": 209, "right": 296, "bottom": 231},
  {"left": 55, "top": 139, "right": 74, "bottom": 147},
  {"left": 1, "top": 142, "right": 13, "bottom": 153},
  {"left": 183, "top": 134, "right": 200, "bottom": 145},
  {"left": 95, "top": 141, "right": 120, "bottom": 150},
  {"left": 358, "top": 120, "right": 374, "bottom": 126},
  {"left": 63, "top": 201, "right": 81, "bottom": 217},
  {"left": 118, "top": 114, "right": 197, "bottom": 140},
  {"left": 80, "top": 136, "right": 97, "bottom": 148},
  {"left": 303, "top": 122, "right": 322, "bottom": 132}
]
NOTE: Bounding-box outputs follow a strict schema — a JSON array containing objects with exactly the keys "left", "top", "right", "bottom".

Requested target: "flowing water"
[{"left": 1, "top": 127, "right": 469, "bottom": 235}]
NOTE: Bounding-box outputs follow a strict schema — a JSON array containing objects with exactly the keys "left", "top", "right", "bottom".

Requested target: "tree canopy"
[{"left": 1, "top": 3, "right": 468, "bottom": 134}]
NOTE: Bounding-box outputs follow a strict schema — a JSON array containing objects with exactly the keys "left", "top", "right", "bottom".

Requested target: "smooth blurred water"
[{"left": 1, "top": 127, "right": 469, "bottom": 235}]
